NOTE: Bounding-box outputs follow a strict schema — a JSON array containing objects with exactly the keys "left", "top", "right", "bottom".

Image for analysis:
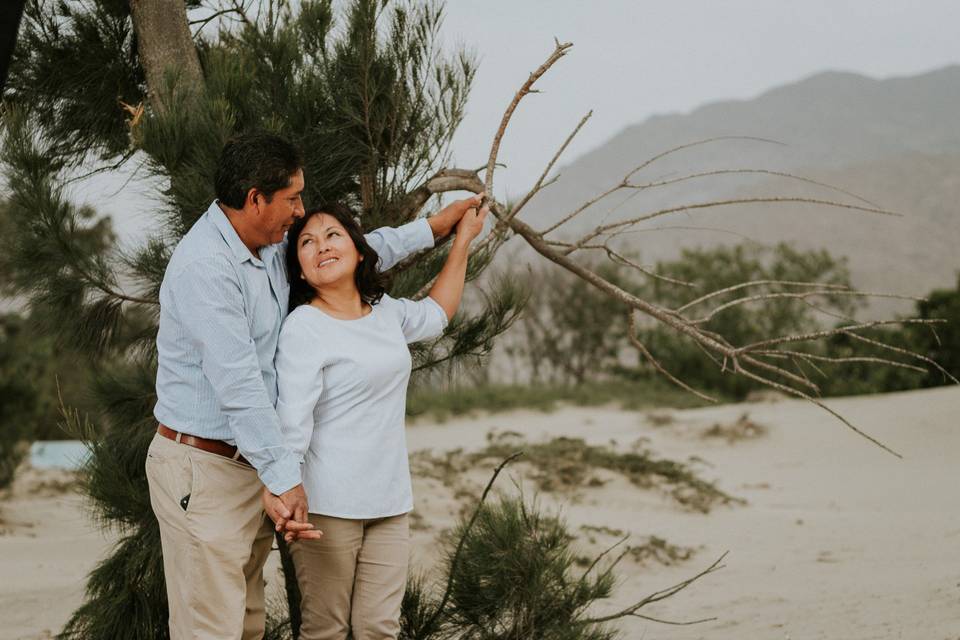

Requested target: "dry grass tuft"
[{"left": 412, "top": 431, "right": 741, "bottom": 513}]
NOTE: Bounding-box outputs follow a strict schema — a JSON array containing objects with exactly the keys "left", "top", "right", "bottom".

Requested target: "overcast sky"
[
  {"left": 439, "top": 0, "right": 960, "bottom": 199},
  {"left": 76, "top": 0, "right": 960, "bottom": 241}
]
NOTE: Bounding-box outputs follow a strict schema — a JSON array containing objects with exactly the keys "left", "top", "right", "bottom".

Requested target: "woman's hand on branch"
[
  {"left": 427, "top": 193, "right": 485, "bottom": 240},
  {"left": 454, "top": 203, "right": 489, "bottom": 247}
]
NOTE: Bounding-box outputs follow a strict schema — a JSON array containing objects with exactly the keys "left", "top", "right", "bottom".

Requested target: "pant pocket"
[{"left": 146, "top": 448, "right": 196, "bottom": 515}]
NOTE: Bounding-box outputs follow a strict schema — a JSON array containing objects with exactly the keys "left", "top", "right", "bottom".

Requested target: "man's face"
[{"left": 254, "top": 169, "right": 305, "bottom": 245}]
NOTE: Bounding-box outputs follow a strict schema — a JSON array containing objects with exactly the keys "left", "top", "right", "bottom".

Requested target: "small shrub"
[
  {"left": 626, "top": 536, "right": 697, "bottom": 566},
  {"left": 701, "top": 413, "right": 768, "bottom": 443}
]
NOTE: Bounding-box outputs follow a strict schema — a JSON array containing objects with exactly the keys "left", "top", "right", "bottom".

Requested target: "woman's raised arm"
[{"left": 428, "top": 204, "right": 489, "bottom": 320}]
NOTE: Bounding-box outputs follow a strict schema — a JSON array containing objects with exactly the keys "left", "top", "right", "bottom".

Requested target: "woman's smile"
[{"left": 316, "top": 257, "right": 339, "bottom": 268}]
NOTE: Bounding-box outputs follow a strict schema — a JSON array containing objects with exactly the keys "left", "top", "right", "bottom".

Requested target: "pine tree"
[{"left": 2, "top": 2, "right": 524, "bottom": 637}]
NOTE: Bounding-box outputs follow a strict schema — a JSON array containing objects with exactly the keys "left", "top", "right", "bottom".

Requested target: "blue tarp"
[{"left": 30, "top": 440, "right": 90, "bottom": 470}]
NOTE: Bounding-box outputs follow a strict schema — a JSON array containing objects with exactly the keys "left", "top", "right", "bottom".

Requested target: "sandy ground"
[{"left": 1, "top": 386, "right": 958, "bottom": 639}]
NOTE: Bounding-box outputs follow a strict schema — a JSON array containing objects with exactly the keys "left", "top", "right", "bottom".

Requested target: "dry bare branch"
[
  {"left": 482, "top": 40, "right": 574, "bottom": 203},
  {"left": 689, "top": 290, "right": 925, "bottom": 325},
  {"left": 676, "top": 280, "right": 851, "bottom": 313},
  {"left": 572, "top": 243, "right": 696, "bottom": 287},
  {"left": 739, "top": 318, "right": 945, "bottom": 353},
  {"left": 732, "top": 362, "right": 903, "bottom": 458},
  {"left": 630, "top": 168, "right": 884, "bottom": 208},
  {"left": 541, "top": 179, "right": 628, "bottom": 236},
  {"left": 754, "top": 350, "right": 928, "bottom": 374},
  {"left": 566, "top": 196, "right": 900, "bottom": 253},
  {"left": 739, "top": 351, "right": 821, "bottom": 393},
  {"left": 582, "top": 552, "right": 727, "bottom": 625},
  {"left": 842, "top": 330, "right": 959, "bottom": 385},
  {"left": 540, "top": 137, "right": 789, "bottom": 235},
  {"left": 628, "top": 313, "right": 718, "bottom": 403},
  {"left": 508, "top": 110, "right": 593, "bottom": 222},
  {"left": 623, "top": 136, "right": 786, "bottom": 182},
  {"left": 630, "top": 613, "right": 719, "bottom": 626},
  {"left": 578, "top": 533, "right": 631, "bottom": 583},
  {"left": 392, "top": 40, "right": 955, "bottom": 458},
  {"left": 606, "top": 248, "right": 696, "bottom": 287}
]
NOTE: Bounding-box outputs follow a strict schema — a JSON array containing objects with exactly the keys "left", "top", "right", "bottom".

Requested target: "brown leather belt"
[{"left": 157, "top": 424, "right": 252, "bottom": 467}]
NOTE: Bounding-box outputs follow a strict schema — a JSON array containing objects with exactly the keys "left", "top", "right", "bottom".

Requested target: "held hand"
[
  {"left": 278, "top": 483, "right": 309, "bottom": 523},
  {"left": 278, "top": 483, "right": 323, "bottom": 542},
  {"left": 262, "top": 486, "right": 290, "bottom": 529},
  {"left": 454, "top": 204, "right": 489, "bottom": 246},
  {"left": 262, "top": 485, "right": 323, "bottom": 542},
  {"left": 428, "top": 193, "right": 485, "bottom": 240}
]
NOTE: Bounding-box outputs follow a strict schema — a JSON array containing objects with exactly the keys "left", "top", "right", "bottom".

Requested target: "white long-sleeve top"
[{"left": 275, "top": 294, "right": 448, "bottom": 518}]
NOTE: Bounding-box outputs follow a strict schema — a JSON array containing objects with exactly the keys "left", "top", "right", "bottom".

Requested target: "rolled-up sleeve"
[
  {"left": 171, "top": 260, "right": 301, "bottom": 494},
  {"left": 364, "top": 219, "right": 434, "bottom": 271}
]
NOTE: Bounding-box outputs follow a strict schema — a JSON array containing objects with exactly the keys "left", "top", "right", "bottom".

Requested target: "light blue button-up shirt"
[{"left": 154, "top": 201, "right": 434, "bottom": 494}]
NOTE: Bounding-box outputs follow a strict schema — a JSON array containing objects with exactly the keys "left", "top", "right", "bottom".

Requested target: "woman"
[{"left": 273, "top": 200, "right": 487, "bottom": 640}]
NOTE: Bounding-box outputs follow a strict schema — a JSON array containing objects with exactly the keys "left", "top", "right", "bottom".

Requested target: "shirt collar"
[{"left": 206, "top": 201, "right": 264, "bottom": 266}]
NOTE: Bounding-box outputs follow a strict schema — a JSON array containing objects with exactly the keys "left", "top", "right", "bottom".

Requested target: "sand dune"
[{"left": 1, "top": 385, "right": 958, "bottom": 639}]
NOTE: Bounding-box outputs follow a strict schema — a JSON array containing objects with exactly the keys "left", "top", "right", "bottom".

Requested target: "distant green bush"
[
  {"left": 406, "top": 378, "right": 718, "bottom": 421},
  {"left": 820, "top": 274, "right": 960, "bottom": 396},
  {"left": 488, "top": 244, "right": 957, "bottom": 406},
  {"left": 916, "top": 275, "right": 960, "bottom": 384},
  {"left": 0, "top": 311, "right": 101, "bottom": 487},
  {"left": 511, "top": 260, "right": 631, "bottom": 385},
  {"left": 1, "top": 314, "right": 35, "bottom": 486},
  {"left": 630, "top": 242, "right": 858, "bottom": 399}
]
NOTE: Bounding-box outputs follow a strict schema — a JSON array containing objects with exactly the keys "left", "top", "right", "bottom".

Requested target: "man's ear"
[{"left": 246, "top": 188, "right": 262, "bottom": 210}]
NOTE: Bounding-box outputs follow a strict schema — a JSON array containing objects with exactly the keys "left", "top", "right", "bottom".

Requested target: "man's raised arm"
[{"left": 365, "top": 194, "right": 483, "bottom": 271}]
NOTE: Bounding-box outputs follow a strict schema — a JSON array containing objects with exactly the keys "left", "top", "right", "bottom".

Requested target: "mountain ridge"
[{"left": 513, "top": 64, "right": 960, "bottom": 315}]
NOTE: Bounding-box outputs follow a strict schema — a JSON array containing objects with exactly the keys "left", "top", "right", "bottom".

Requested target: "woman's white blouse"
[{"left": 275, "top": 295, "right": 447, "bottom": 518}]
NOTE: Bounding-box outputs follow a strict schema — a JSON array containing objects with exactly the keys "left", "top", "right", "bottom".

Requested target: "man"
[{"left": 146, "top": 131, "right": 478, "bottom": 639}]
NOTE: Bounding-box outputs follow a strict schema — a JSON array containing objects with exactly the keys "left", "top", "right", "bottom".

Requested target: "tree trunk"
[
  {"left": 275, "top": 532, "right": 303, "bottom": 639},
  {"left": 360, "top": 168, "right": 376, "bottom": 216},
  {"left": 128, "top": 0, "right": 204, "bottom": 114},
  {"left": 0, "top": 0, "right": 27, "bottom": 94}
]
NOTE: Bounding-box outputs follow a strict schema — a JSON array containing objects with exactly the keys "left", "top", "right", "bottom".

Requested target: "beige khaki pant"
[
  {"left": 290, "top": 513, "right": 410, "bottom": 640},
  {"left": 145, "top": 433, "right": 275, "bottom": 640}
]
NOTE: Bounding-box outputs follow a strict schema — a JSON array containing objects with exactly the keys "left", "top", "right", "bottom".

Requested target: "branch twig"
[
  {"left": 582, "top": 552, "right": 728, "bottom": 625},
  {"left": 483, "top": 41, "right": 573, "bottom": 205},
  {"left": 628, "top": 312, "right": 718, "bottom": 403}
]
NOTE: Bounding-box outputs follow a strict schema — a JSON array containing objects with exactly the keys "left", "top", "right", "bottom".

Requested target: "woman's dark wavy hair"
[{"left": 286, "top": 202, "right": 387, "bottom": 310}]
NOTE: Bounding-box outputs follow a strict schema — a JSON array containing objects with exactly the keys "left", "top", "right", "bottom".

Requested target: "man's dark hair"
[
  {"left": 286, "top": 202, "right": 388, "bottom": 309},
  {"left": 214, "top": 131, "right": 304, "bottom": 209}
]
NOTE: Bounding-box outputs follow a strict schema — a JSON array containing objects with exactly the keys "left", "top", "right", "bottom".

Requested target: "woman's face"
[{"left": 296, "top": 213, "right": 362, "bottom": 291}]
